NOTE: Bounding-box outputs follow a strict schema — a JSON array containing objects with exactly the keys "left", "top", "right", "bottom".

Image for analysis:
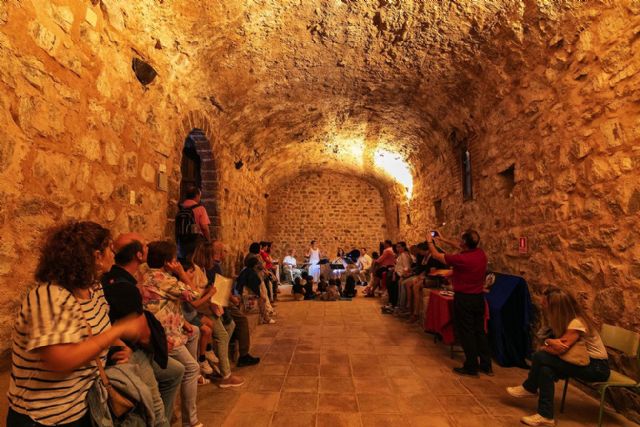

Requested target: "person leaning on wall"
[{"left": 426, "top": 228, "right": 493, "bottom": 377}]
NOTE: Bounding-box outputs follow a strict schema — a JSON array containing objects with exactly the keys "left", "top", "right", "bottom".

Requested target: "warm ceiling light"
[{"left": 373, "top": 147, "right": 414, "bottom": 199}]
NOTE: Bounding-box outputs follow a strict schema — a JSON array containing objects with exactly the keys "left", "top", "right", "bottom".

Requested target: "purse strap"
[
  {"left": 72, "top": 289, "right": 113, "bottom": 389},
  {"left": 83, "top": 319, "right": 113, "bottom": 388}
]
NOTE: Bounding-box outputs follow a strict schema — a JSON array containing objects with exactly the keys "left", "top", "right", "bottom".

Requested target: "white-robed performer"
[{"left": 306, "top": 240, "right": 321, "bottom": 282}]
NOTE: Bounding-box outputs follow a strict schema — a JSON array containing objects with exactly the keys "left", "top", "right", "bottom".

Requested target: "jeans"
[
  {"left": 169, "top": 330, "right": 200, "bottom": 427},
  {"left": 523, "top": 351, "right": 610, "bottom": 419},
  {"left": 7, "top": 409, "right": 92, "bottom": 427},
  {"left": 151, "top": 355, "right": 184, "bottom": 423},
  {"left": 228, "top": 305, "right": 251, "bottom": 357},
  {"left": 129, "top": 350, "right": 170, "bottom": 427},
  {"left": 453, "top": 293, "right": 492, "bottom": 372},
  {"left": 212, "top": 316, "right": 236, "bottom": 377}
]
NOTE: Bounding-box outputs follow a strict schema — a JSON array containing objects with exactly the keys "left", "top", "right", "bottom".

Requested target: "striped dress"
[{"left": 8, "top": 283, "right": 111, "bottom": 425}]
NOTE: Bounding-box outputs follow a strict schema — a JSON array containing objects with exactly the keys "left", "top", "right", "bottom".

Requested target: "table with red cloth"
[{"left": 423, "top": 290, "right": 489, "bottom": 345}]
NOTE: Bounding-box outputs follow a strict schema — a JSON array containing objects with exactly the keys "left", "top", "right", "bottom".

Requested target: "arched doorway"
[
  {"left": 180, "top": 132, "right": 202, "bottom": 201},
  {"left": 177, "top": 128, "right": 220, "bottom": 240}
]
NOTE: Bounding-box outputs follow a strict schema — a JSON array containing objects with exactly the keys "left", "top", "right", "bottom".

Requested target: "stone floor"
[{"left": 193, "top": 294, "right": 638, "bottom": 427}]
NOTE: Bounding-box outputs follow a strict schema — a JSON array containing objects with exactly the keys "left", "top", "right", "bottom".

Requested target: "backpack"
[{"left": 175, "top": 203, "right": 200, "bottom": 240}]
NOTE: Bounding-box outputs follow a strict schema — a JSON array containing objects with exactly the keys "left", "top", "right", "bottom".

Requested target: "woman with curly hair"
[{"left": 7, "top": 221, "right": 146, "bottom": 427}]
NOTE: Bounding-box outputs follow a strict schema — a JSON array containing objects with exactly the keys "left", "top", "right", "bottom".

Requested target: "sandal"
[{"left": 197, "top": 375, "right": 211, "bottom": 385}]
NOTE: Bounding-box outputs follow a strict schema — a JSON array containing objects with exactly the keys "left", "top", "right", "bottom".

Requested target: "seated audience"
[
  {"left": 140, "top": 241, "right": 203, "bottom": 427},
  {"left": 343, "top": 275, "right": 357, "bottom": 298},
  {"left": 181, "top": 252, "right": 219, "bottom": 379},
  {"left": 319, "top": 279, "right": 340, "bottom": 301},
  {"left": 292, "top": 277, "right": 306, "bottom": 301},
  {"left": 302, "top": 272, "right": 315, "bottom": 300},
  {"left": 507, "top": 287, "right": 610, "bottom": 427},
  {"left": 210, "top": 241, "right": 260, "bottom": 367},
  {"left": 189, "top": 243, "right": 244, "bottom": 387},
  {"left": 317, "top": 275, "right": 329, "bottom": 293},
  {"left": 282, "top": 248, "right": 301, "bottom": 283},
  {"left": 8, "top": 221, "right": 146, "bottom": 427},
  {"left": 102, "top": 233, "right": 185, "bottom": 425},
  {"left": 382, "top": 241, "right": 412, "bottom": 314},
  {"left": 237, "top": 256, "right": 275, "bottom": 324},
  {"left": 356, "top": 247, "right": 372, "bottom": 285}
]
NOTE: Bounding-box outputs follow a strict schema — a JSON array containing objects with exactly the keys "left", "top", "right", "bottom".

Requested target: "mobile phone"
[{"left": 431, "top": 231, "right": 439, "bottom": 238}]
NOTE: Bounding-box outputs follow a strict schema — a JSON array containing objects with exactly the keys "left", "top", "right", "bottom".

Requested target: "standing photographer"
[{"left": 427, "top": 229, "right": 492, "bottom": 377}]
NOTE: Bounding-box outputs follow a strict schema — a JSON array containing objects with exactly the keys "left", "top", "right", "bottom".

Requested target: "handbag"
[
  {"left": 558, "top": 339, "right": 590, "bottom": 366},
  {"left": 79, "top": 307, "right": 135, "bottom": 419}
]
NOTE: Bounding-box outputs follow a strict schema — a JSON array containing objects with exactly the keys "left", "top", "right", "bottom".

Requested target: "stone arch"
[{"left": 168, "top": 111, "right": 221, "bottom": 240}]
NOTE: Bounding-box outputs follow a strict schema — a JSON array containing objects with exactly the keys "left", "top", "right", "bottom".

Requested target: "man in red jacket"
[{"left": 427, "top": 229, "right": 492, "bottom": 377}]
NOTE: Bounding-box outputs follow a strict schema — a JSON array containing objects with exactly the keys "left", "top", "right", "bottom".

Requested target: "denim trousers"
[
  {"left": 151, "top": 355, "right": 185, "bottom": 423},
  {"left": 523, "top": 351, "right": 610, "bottom": 419},
  {"left": 169, "top": 330, "right": 200, "bottom": 427}
]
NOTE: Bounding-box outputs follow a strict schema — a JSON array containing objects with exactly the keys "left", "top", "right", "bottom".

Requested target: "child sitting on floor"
[
  {"left": 317, "top": 275, "right": 328, "bottom": 294},
  {"left": 292, "top": 277, "right": 305, "bottom": 301},
  {"left": 343, "top": 275, "right": 357, "bottom": 298},
  {"left": 302, "top": 272, "right": 315, "bottom": 300},
  {"left": 319, "top": 279, "right": 340, "bottom": 301}
]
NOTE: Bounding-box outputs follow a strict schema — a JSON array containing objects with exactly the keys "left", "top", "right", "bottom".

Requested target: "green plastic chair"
[{"left": 560, "top": 324, "right": 640, "bottom": 426}]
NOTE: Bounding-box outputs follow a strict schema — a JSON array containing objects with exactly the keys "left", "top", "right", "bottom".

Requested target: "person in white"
[
  {"left": 306, "top": 240, "right": 321, "bottom": 282},
  {"left": 357, "top": 247, "right": 373, "bottom": 284},
  {"left": 282, "top": 249, "right": 300, "bottom": 283}
]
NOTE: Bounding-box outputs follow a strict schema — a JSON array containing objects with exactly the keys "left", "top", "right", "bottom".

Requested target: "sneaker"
[
  {"left": 205, "top": 350, "right": 219, "bottom": 365},
  {"left": 521, "top": 414, "right": 556, "bottom": 426},
  {"left": 236, "top": 354, "right": 261, "bottom": 367},
  {"left": 219, "top": 374, "right": 245, "bottom": 388},
  {"left": 452, "top": 367, "right": 479, "bottom": 377},
  {"left": 199, "top": 360, "right": 213, "bottom": 375},
  {"left": 507, "top": 385, "right": 537, "bottom": 398}
]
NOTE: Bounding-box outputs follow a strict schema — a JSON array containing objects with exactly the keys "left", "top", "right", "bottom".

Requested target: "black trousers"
[
  {"left": 387, "top": 277, "right": 399, "bottom": 306},
  {"left": 227, "top": 304, "right": 250, "bottom": 356},
  {"left": 453, "top": 292, "right": 492, "bottom": 372},
  {"left": 7, "top": 409, "right": 92, "bottom": 427}
]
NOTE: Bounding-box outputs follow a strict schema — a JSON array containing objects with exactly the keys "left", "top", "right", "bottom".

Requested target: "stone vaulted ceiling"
[{"left": 117, "top": 0, "right": 586, "bottom": 192}]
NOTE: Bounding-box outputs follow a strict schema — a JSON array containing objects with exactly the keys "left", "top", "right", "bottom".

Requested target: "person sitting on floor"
[
  {"left": 292, "top": 277, "right": 306, "bottom": 301},
  {"left": 319, "top": 279, "right": 340, "bottom": 301},
  {"left": 343, "top": 275, "right": 357, "bottom": 298},
  {"left": 506, "top": 287, "right": 610, "bottom": 427},
  {"left": 317, "top": 275, "right": 329, "bottom": 294},
  {"left": 301, "top": 272, "right": 315, "bottom": 300}
]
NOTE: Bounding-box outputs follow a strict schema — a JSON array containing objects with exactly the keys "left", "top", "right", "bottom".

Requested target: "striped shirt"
[{"left": 8, "top": 283, "right": 111, "bottom": 425}]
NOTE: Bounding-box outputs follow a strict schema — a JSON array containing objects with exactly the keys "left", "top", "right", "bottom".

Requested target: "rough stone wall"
[
  {"left": 401, "top": 4, "right": 640, "bottom": 420},
  {"left": 266, "top": 172, "right": 389, "bottom": 260},
  {"left": 0, "top": 0, "right": 267, "bottom": 356}
]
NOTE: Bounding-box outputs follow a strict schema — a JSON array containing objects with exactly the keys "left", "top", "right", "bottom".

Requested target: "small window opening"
[
  {"left": 461, "top": 148, "right": 473, "bottom": 201},
  {"left": 498, "top": 164, "right": 516, "bottom": 198},
  {"left": 434, "top": 199, "right": 445, "bottom": 225},
  {"left": 396, "top": 204, "right": 400, "bottom": 228}
]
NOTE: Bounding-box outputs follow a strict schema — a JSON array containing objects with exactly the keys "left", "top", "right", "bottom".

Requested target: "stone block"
[
  {"left": 593, "top": 287, "right": 625, "bottom": 324},
  {"left": 85, "top": 7, "right": 99, "bottom": 28},
  {"left": 53, "top": 5, "right": 74, "bottom": 33},
  {"left": 28, "top": 21, "right": 57, "bottom": 53},
  {"left": 141, "top": 162, "right": 155, "bottom": 183}
]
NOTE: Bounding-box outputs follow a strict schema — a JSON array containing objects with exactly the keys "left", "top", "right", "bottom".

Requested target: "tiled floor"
[{"left": 193, "top": 295, "right": 637, "bottom": 427}]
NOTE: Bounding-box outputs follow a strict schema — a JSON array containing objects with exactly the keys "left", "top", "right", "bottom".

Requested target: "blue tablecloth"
[{"left": 486, "top": 273, "right": 533, "bottom": 367}]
